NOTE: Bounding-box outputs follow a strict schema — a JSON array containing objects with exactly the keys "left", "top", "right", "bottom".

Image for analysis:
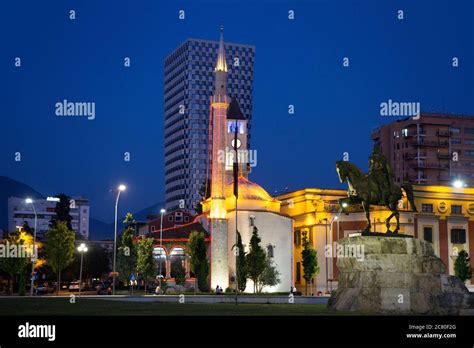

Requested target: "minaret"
[{"left": 209, "top": 25, "right": 229, "bottom": 290}]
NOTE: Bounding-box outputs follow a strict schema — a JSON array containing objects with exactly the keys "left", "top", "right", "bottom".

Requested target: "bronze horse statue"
[{"left": 336, "top": 160, "right": 417, "bottom": 234}]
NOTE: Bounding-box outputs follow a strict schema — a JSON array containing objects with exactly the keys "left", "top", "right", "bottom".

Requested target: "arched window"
[
  {"left": 153, "top": 247, "right": 166, "bottom": 259},
  {"left": 170, "top": 247, "right": 186, "bottom": 279},
  {"left": 170, "top": 247, "right": 185, "bottom": 258},
  {"left": 267, "top": 244, "right": 274, "bottom": 258},
  {"left": 153, "top": 247, "right": 167, "bottom": 277},
  {"left": 249, "top": 215, "right": 256, "bottom": 227}
]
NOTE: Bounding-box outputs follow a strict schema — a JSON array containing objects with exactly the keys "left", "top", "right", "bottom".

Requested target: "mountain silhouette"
[{"left": 0, "top": 176, "right": 162, "bottom": 240}]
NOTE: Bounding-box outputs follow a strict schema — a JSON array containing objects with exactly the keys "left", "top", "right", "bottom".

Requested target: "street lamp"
[
  {"left": 112, "top": 184, "right": 126, "bottom": 295},
  {"left": 77, "top": 243, "right": 88, "bottom": 296},
  {"left": 25, "top": 198, "right": 37, "bottom": 296},
  {"left": 322, "top": 218, "right": 329, "bottom": 295},
  {"left": 159, "top": 208, "right": 166, "bottom": 294}
]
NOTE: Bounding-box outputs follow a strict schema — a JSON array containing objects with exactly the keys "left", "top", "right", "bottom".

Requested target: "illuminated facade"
[
  {"left": 372, "top": 113, "right": 474, "bottom": 186},
  {"left": 278, "top": 185, "right": 474, "bottom": 294}
]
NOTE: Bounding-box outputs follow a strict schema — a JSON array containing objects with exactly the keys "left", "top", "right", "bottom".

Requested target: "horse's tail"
[{"left": 401, "top": 182, "right": 417, "bottom": 212}]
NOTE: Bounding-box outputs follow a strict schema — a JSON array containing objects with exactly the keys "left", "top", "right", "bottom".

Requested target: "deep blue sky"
[{"left": 2, "top": 0, "right": 473, "bottom": 222}]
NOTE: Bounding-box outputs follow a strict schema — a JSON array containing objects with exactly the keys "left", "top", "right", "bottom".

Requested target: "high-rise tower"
[{"left": 163, "top": 33, "right": 255, "bottom": 214}]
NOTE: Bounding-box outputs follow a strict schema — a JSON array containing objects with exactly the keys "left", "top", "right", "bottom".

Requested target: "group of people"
[{"left": 215, "top": 285, "right": 224, "bottom": 295}]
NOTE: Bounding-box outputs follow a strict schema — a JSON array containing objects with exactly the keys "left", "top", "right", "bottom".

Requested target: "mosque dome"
[{"left": 225, "top": 176, "right": 277, "bottom": 202}]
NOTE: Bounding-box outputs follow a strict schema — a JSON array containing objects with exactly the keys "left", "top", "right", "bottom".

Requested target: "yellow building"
[{"left": 277, "top": 185, "right": 474, "bottom": 295}]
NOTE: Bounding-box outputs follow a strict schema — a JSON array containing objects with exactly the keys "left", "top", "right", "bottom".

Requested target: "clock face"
[{"left": 231, "top": 138, "right": 241, "bottom": 149}]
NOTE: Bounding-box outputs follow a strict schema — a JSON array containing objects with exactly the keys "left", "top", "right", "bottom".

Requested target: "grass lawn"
[{"left": 0, "top": 298, "right": 342, "bottom": 316}]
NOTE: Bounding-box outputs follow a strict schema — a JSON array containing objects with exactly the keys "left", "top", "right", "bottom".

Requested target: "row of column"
[{"left": 159, "top": 257, "right": 191, "bottom": 279}]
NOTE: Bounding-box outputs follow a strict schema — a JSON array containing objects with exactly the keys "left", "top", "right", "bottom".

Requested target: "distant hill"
[
  {"left": 132, "top": 201, "right": 165, "bottom": 222},
  {"left": 0, "top": 176, "right": 163, "bottom": 240},
  {"left": 88, "top": 201, "right": 164, "bottom": 240},
  {"left": 0, "top": 176, "right": 44, "bottom": 231},
  {"left": 88, "top": 218, "right": 114, "bottom": 241}
]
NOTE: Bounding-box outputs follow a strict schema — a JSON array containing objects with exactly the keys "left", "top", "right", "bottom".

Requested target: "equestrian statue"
[{"left": 336, "top": 144, "right": 417, "bottom": 234}]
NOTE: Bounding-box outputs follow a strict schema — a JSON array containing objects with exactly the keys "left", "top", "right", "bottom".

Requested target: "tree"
[
  {"left": 49, "top": 193, "right": 73, "bottom": 231},
  {"left": 0, "top": 231, "right": 33, "bottom": 295},
  {"left": 257, "top": 255, "right": 281, "bottom": 293},
  {"left": 301, "top": 231, "right": 319, "bottom": 295},
  {"left": 44, "top": 221, "right": 75, "bottom": 294},
  {"left": 171, "top": 259, "right": 186, "bottom": 286},
  {"left": 233, "top": 231, "right": 247, "bottom": 292},
  {"left": 246, "top": 226, "right": 266, "bottom": 293},
  {"left": 454, "top": 250, "right": 472, "bottom": 282},
  {"left": 186, "top": 231, "right": 209, "bottom": 292},
  {"left": 136, "top": 236, "right": 155, "bottom": 294},
  {"left": 117, "top": 213, "right": 137, "bottom": 287}
]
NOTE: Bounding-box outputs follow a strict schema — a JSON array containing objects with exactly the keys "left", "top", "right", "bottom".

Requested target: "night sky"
[{"left": 2, "top": 0, "right": 473, "bottom": 223}]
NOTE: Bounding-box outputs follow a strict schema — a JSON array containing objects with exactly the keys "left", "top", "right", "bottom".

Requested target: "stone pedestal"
[{"left": 327, "top": 236, "right": 473, "bottom": 315}]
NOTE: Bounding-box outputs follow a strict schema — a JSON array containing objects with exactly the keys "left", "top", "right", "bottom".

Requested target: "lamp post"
[
  {"left": 159, "top": 208, "right": 166, "bottom": 294},
  {"left": 112, "top": 184, "right": 126, "bottom": 295},
  {"left": 322, "top": 218, "right": 329, "bottom": 294},
  {"left": 25, "top": 198, "right": 37, "bottom": 296},
  {"left": 77, "top": 243, "right": 88, "bottom": 297}
]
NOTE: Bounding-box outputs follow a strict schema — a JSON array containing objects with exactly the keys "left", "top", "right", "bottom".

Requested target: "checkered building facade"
[{"left": 164, "top": 38, "right": 255, "bottom": 213}]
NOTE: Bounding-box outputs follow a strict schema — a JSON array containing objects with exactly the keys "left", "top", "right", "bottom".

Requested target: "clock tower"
[{"left": 226, "top": 98, "right": 249, "bottom": 179}]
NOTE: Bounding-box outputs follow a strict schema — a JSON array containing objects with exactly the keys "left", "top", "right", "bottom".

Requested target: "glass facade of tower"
[{"left": 164, "top": 39, "right": 255, "bottom": 213}]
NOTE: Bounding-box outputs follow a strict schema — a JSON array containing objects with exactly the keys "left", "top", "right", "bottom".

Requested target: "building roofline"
[
  {"left": 165, "top": 38, "right": 255, "bottom": 62},
  {"left": 275, "top": 187, "right": 347, "bottom": 199},
  {"left": 372, "top": 112, "right": 474, "bottom": 134}
]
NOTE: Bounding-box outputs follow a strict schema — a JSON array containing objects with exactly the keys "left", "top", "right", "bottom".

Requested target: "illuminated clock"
[{"left": 231, "top": 138, "right": 241, "bottom": 149}]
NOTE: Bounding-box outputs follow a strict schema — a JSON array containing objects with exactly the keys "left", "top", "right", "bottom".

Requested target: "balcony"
[
  {"left": 437, "top": 152, "right": 450, "bottom": 159},
  {"left": 437, "top": 175, "right": 451, "bottom": 182},
  {"left": 404, "top": 152, "right": 427, "bottom": 160},
  {"left": 412, "top": 162, "right": 449, "bottom": 170},
  {"left": 436, "top": 129, "right": 452, "bottom": 137},
  {"left": 410, "top": 140, "right": 449, "bottom": 147},
  {"left": 403, "top": 131, "right": 426, "bottom": 138},
  {"left": 407, "top": 175, "right": 427, "bottom": 182}
]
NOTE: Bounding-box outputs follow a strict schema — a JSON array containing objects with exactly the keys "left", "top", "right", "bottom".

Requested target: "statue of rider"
[{"left": 368, "top": 143, "right": 395, "bottom": 205}]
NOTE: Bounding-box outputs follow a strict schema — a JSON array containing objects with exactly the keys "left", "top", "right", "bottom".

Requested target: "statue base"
[
  {"left": 327, "top": 236, "right": 474, "bottom": 314},
  {"left": 360, "top": 231, "right": 413, "bottom": 238}
]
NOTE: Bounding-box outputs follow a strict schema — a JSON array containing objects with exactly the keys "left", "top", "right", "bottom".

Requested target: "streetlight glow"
[
  {"left": 25, "top": 198, "right": 37, "bottom": 296},
  {"left": 77, "top": 243, "right": 88, "bottom": 253},
  {"left": 113, "top": 183, "right": 127, "bottom": 295},
  {"left": 160, "top": 208, "right": 166, "bottom": 214},
  {"left": 453, "top": 180, "right": 464, "bottom": 188},
  {"left": 77, "top": 243, "right": 88, "bottom": 297}
]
